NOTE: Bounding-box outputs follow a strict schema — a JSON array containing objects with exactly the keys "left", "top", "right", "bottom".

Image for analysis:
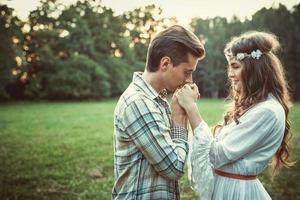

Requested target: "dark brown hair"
[
  {"left": 146, "top": 25, "right": 205, "bottom": 72},
  {"left": 220, "top": 31, "right": 293, "bottom": 174}
]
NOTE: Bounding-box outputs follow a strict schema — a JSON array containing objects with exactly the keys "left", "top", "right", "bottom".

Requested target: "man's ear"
[{"left": 159, "top": 56, "right": 171, "bottom": 72}]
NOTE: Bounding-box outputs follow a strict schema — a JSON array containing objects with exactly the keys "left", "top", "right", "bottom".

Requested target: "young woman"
[{"left": 174, "top": 31, "right": 293, "bottom": 200}]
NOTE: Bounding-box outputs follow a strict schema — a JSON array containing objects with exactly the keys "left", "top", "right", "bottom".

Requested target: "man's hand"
[{"left": 170, "top": 89, "right": 187, "bottom": 128}]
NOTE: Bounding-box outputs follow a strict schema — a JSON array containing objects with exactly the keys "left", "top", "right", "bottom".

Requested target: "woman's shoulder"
[{"left": 249, "top": 94, "right": 285, "bottom": 120}]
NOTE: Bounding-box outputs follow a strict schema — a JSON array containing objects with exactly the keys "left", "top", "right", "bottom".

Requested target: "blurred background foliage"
[{"left": 0, "top": 0, "right": 299, "bottom": 101}]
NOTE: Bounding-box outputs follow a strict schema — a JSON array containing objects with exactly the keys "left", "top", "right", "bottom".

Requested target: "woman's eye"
[{"left": 231, "top": 65, "right": 239, "bottom": 69}]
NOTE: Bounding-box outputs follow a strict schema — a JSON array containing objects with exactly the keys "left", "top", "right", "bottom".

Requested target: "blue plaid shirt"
[{"left": 112, "top": 72, "right": 189, "bottom": 200}]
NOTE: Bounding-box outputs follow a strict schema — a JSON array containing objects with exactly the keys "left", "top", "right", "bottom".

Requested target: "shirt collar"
[{"left": 132, "top": 72, "right": 168, "bottom": 100}]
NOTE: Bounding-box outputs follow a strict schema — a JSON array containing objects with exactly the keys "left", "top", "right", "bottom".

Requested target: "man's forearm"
[{"left": 171, "top": 115, "right": 187, "bottom": 128}]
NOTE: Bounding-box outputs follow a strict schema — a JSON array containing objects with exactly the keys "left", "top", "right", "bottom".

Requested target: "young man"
[{"left": 112, "top": 25, "right": 205, "bottom": 199}]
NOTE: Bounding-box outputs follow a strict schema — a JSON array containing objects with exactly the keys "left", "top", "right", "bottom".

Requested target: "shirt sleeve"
[{"left": 123, "top": 98, "right": 189, "bottom": 180}]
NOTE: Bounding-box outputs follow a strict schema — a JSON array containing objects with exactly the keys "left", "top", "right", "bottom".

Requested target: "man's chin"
[{"left": 166, "top": 84, "right": 185, "bottom": 94}]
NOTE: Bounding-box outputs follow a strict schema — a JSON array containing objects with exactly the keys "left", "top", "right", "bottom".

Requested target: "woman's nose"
[{"left": 228, "top": 68, "right": 234, "bottom": 79}]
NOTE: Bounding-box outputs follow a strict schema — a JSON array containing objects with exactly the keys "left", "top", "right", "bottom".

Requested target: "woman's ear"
[{"left": 159, "top": 56, "right": 171, "bottom": 72}]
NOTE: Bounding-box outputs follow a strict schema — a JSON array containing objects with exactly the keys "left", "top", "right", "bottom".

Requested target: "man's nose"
[{"left": 185, "top": 75, "right": 193, "bottom": 84}]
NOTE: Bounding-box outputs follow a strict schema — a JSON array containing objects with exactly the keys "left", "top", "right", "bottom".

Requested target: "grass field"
[{"left": 0, "top": 99, "right": 299, "bottom": 200}]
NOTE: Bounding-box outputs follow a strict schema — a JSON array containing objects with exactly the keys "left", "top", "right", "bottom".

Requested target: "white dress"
[{"left": 189, "top": 95, "right": 285, "bottom": 200}]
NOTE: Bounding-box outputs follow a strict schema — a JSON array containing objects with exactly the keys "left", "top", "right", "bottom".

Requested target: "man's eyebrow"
[{"left": 186, "top": 69, "right": 194, "bottom": 72}]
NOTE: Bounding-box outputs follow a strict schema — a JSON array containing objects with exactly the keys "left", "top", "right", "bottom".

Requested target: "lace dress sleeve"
[{"left": 188, "top": 121, "right": 214, "bottom": 200}]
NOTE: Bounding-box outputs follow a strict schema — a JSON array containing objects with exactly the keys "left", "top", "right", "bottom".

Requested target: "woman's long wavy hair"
[{"left": 216, "top": 31, "right": 293, "bottom": 175}]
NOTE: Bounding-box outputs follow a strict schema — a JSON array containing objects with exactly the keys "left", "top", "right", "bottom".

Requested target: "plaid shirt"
[{"left": 112, "top": 72, "right": 189, "bottom": 200}]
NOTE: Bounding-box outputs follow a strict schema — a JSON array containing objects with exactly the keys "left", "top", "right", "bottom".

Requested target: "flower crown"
[{"left": 226, "top": 49, "right": 263, "bottom": 61}]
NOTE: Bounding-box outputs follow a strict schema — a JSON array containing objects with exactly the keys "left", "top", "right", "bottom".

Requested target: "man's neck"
[{"left": 142, "top": 70, "right": 164, "bottom": 93}]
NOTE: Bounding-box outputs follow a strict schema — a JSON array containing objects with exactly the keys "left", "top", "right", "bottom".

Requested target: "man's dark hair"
[{"left": 146, "top": 25, "right": 205, "bottom": 72}]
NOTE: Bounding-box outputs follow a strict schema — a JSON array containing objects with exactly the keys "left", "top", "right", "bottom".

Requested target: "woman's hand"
[
  {"left": 176, "top": 84, "right": 202, "bottom": 130},
  {"left": 176, "top": 84, "right": 199, "bottom": 110}
]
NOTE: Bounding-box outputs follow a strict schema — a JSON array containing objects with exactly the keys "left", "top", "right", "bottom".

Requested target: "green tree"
[
  {"left": 102, "top": 57, "right": 132, "bottom": 96},
  {"left": 123, "top": 5, "right": 177, "bottom": 62},
  {"left": 191, "top": 17, "right": 235, "bottom": 97},
  {"left": 292, "top": 4, "right": 300, "bottom": 100},
  {"left": 250, "top": 4, "right": 299, "bottom": 100},
  {"left": 24, "top": 0, "right": 128, "bottom": 99},
  {"left": 48, "top": 54, "right": 110, "bottom": 99},
  {"left": 0, "top": 4, "right": 23, "bottom": 99}
]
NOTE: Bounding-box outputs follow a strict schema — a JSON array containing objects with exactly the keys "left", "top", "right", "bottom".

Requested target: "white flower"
[
  {"left": 236, "top": 53, "right": 245, "bottom": 60},
  {"left": 251, "top": 49, "right": 262, "bottom": 59},
  {"left": 226, "top": 49, "right": 263, "bottom": 61}
]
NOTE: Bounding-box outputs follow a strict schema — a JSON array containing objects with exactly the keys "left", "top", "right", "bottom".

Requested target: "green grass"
[{"left": 0, "top": 99, "right": 299, "bottom": 200}]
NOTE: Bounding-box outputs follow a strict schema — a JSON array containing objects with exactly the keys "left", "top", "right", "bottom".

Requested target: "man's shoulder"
[{"left": 115, "top": 84, "right": 157, "bottom": 114}]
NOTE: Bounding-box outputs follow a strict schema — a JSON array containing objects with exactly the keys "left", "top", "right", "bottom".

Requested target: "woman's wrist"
[
  {"left": 184, "top": 102, "right": 198, "bottom": 113},
  {"left": 185, "top": 102, "right": 202, "bottom": 130}
]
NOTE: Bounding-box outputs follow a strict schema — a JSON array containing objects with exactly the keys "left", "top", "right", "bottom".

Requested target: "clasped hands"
[{"left": 171, "top": 83, "right": 200, "bottom": 128}]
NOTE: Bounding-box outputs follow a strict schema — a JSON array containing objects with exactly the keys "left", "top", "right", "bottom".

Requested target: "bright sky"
[{"left": 3, "top": 0, "right": 299, "bottom": 27}]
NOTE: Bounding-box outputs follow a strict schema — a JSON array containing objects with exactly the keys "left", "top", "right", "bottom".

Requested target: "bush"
[{"left": 25, "top": 53, "right": 111, "bottom": 99}]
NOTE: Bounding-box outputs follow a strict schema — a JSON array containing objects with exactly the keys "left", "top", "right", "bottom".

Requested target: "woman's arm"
[
  {"left": 185, "top": 102, "right": 202, "bottom": 130},
  {"left": 175, "top": 84, "right": 215, "bottom": 199}
]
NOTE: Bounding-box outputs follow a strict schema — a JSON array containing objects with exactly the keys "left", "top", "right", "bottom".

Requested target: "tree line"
[{"left": 1, "top": 0, "right": 299, "bottom": 100}]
